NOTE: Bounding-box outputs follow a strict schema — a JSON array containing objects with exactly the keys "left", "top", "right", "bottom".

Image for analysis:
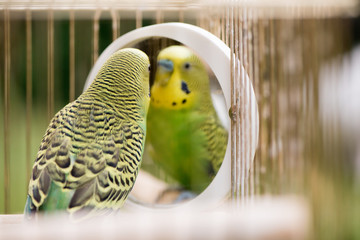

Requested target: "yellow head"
[{"left": 151, "top": 45, "right": 210, "bottom": 110}]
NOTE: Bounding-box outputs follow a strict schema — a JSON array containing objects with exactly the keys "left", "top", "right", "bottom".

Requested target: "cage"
[{"left": 1, "top": 0, "right": 360, "bottom": 239}]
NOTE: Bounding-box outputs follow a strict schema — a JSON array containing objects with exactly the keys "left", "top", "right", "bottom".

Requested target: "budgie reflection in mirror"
[{"left": 146, "top": 45, "right": 228, "bottom": 200}]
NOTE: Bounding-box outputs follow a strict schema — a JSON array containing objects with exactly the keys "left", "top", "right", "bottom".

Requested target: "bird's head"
[
  {"left": 89, "top": 48, "right": 151, "bottom": 118},
  {"left": 151, "top": 45, "right": 210, "bottom": 110}
]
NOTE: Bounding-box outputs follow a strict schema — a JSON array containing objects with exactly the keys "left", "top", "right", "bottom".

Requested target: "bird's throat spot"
[
  {"left": 151, "top": 97, "right": 189, "bottom": 108},
  {"left": 181, "top": 81, "right": 191, "bottom": 95},
  {"left": 150, "top": 85, "right": 193, "bottom": 109},
  {"left": 170, "top": 98, "right": 187, "bottom": 107}
]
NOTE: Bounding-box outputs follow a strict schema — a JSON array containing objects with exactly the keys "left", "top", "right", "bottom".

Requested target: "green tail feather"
[
  {"left": 24, "top": 182, "right": 74, "bottom": 217},
  {"left": 39, "top": 182, "right": 74, "bottom": 212}
]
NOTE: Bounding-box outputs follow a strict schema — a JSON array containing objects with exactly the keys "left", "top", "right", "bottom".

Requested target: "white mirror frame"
[{"left": 84, "top": 22, "right": 258, "bottom": 212}]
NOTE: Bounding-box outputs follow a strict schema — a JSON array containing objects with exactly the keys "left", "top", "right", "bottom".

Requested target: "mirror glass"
[{"left": 126, "top": 38, "right": 229, "bottom": 206}]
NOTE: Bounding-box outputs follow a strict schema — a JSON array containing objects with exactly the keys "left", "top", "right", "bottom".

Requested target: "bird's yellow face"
[{"left": 151, "top": 45, "right": 209, "bottom": 110}]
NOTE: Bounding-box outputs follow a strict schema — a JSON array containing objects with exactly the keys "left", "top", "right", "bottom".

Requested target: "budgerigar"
[
  {"left": 25, "top": 48, "right": 150, "bottom": 219},
  {"left": 146, "top": 45, "right": 228, "bottom": 194}
]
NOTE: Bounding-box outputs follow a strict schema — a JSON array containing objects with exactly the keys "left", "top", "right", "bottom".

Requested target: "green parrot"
[
  {"left": 146, "top": 45, "right": 228, "bottom": 194},
  {"left": 25, "top": 48, "right": 150, "bottom": 219}
]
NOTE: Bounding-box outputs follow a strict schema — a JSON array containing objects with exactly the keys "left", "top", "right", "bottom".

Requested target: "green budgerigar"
[
  {"left": 147, "top": 45, "right": 228, "bottom": 194},
  {"left": 25, "top": 48, "right": 150, "bottom": 219}
]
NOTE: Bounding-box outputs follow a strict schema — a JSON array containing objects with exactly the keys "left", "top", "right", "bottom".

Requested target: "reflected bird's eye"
[{"left": 184, "top": 62, "right": 191, "bottom": 70}]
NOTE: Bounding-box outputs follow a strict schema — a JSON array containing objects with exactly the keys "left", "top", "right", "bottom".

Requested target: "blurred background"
[{"left": 1, "top": 0, "right": 360, "bottom": 239}]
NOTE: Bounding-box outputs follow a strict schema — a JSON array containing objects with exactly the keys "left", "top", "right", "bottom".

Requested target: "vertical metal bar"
[
  {"left": 209, "top": 6, "right": 221, "bottom": 39},
  {"left": 229, "top": 2, "right": 236, "bottom": 201},
  {"left": 232, "top": 3, "right": 238, "bottom": 201},
  {"left": 200, "top": 7, "right": 209, "bottom": 31},
  {"left": 93, "top": 10, "right": 101, "bottom": 66},
  {"left": 220, "top": 4, "right": 226, "bottom": 44},
  {"left": 136, "top": 9, "right": 142, "bottom": 29},
  {"left": 236, "top": 5, "right": 241, "bottom": 202},
  {"left": 110, "top": 9, "right": 118, "bottom": 41},
  {"left": 238, "top": 7, "right": 244, "bottom": 201},
  {"left": 225, "top": 1, "right": 230, "bottom": 47},
  {"left": 3, "top": 8, "right": 11, "bottom": 214},
  {"left": 237, "top": 7, "right": 242, "bottom": 201},
  {"left": 26, "top": 9, "right": 33, "bottom": 189},
  {"left": 277, "top": 20, "right": 284, "bottom": 184},
  {"left": 247, "top": 8, "right": 254, "bottom": 201},
  {"left": 282, "top": 19, "right": 290, "bottom": 191},
  {"left": 258, "top": 17, "right": 264, "bottom": 194},
  {"left": 242, "top": 7, "right": 249, "bottom": 202},
  {"left": 234, "top": 4, "right": 242, "bottom": 203},
  {"left": 274, "top": 20, "right": 283, "bottom": 184},
  {"left": 117, "top": 13, "right": 121, "bottom": 38},
  {"left": 268, "top": 18, "right": 276, "bottom": 191},
  {"left": 294, "top": 16, "right": 303, "bottom": 193},
  {"left": 47, "top": 10, "right": 54, "bottom": 121},
  {"left": 69, "top": 10, "right": 75, "bottom": 102},
  {"left": 252, "top": 11, "right": 260, "bottom": 196},
  {"left": 179, "top": 9, "right": 184, "bottom": 22},
  {"left": 233, "top": 5, "right": 240, "bottom": 200},
  {"left": 196, "top": 10, "right": 201, "bottom": 27},
  {"left": 156, "top": 10, "right": 163, "bottom": 24}
]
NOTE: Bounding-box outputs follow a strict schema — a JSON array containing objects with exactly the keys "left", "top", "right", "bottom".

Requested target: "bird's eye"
[
  {"left": 184, "top": 62, "right": 191, "bottom": 70},
  {"left": 148, "top": 64, "right": 151, "bottom": 72}
]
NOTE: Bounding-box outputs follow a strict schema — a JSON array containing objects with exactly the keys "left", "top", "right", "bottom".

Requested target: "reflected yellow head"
[{"left": 151, "top": 45, "right": 210, "bottom": 110}]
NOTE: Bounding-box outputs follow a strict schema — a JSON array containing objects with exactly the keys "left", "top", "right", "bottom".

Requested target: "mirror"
[
  {"left": 84, "top": 23, "right": 257, "bottom": 211},
  {"left": 127, "top": 38, "right": 229, "bottom": 205}
]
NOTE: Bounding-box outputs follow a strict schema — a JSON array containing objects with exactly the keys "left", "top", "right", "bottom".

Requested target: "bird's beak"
[
  {"left": 157, "top": 59, "right": 174, "bottom": 86},
  {"left": 158, "top": 59, "right": 174, "bottom": 72}
]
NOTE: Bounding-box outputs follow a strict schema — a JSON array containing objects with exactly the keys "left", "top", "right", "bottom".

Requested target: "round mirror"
[{"left": 84, "top": 23, "right": 258, "bottom": 211}]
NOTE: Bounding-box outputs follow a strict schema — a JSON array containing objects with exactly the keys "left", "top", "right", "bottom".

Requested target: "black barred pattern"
[
  {"left": 26, "top": 48, "right": 149, "bottom": 217},
  {"left": 84, "top": 49, "right": 150, "bottom": 124},
  {"left": 200, "top": 114, "right": 228, "bottom": 174}
]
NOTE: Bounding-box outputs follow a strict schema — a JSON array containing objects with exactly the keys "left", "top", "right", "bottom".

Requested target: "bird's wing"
[{"left": 26, "top": 102, "right": 145, "bottom": 217}]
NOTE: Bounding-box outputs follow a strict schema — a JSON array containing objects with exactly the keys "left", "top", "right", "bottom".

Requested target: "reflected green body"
[
  {"left": 147, "top": 108, "right": 212, "bottom": 192},
  {"left": 147, "top": 46, "right": 228, "bottom": 193}
]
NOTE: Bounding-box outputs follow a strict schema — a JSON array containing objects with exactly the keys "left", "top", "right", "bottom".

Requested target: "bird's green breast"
[{"left": 146, "top": 106, "right": 213, "bottom": 192}]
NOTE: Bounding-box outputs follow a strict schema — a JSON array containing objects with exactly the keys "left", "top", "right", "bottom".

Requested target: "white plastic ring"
[{"left": 84, "top": 22, "right": 258, "bottom": 212}]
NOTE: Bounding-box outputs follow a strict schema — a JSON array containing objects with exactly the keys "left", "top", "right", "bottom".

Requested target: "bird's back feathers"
[{"left": 25, "top": 48, "right": 150, "bottom": 218}]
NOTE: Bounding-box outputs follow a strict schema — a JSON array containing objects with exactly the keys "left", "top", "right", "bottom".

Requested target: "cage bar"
[
  {"left": 25, "top": 9, "right": 32, "bottom": 191},
  {"left": 47, "top": 9, "right": 54, "bottom": 122},
  {"left": 92, "top": 9, "right": 101, "bottom": 66},
  {"left": 110, "top": 9, "right": 118, "bottom": 41},
  {"left": 69, "top": 10, "right": 75, "bottom": 102},
  {"left": 3, "top": 8, "right": 11, "bottom": 214},
  {"left": 136, "top": 9, "right": 142, "bottom": 28}
]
